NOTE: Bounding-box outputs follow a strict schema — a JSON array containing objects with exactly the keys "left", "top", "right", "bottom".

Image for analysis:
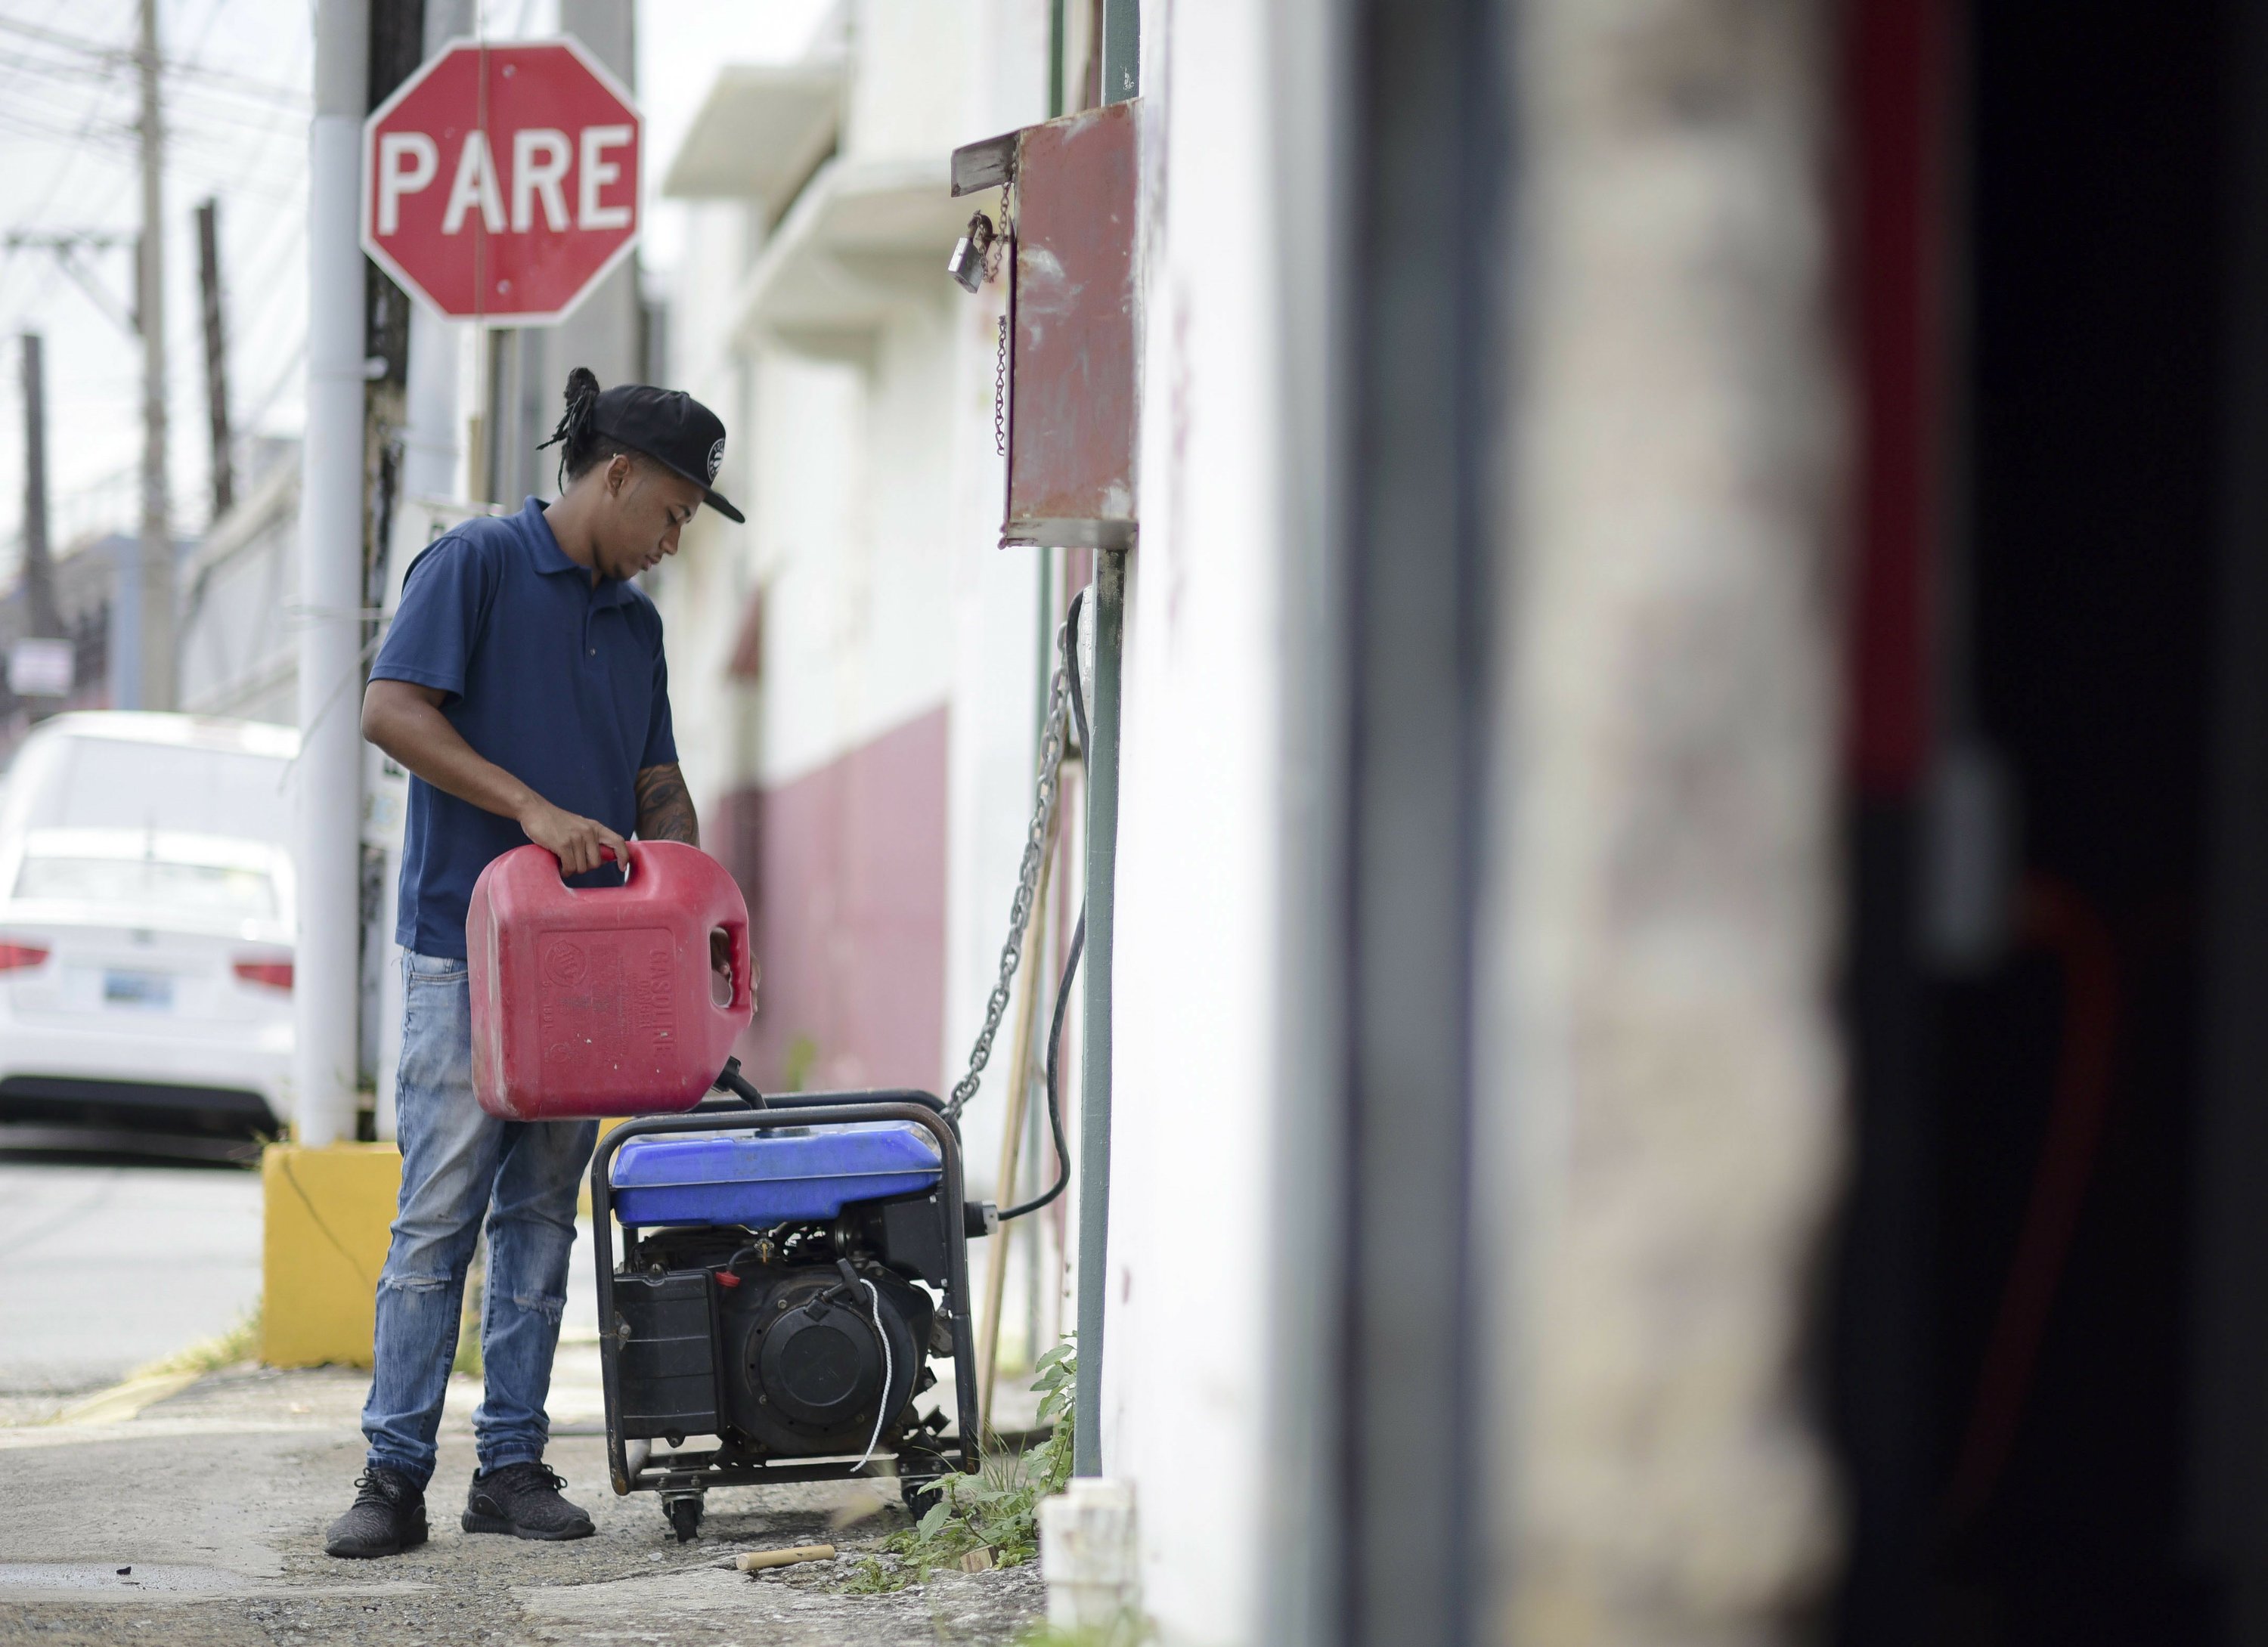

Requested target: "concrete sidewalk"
[{"left": 0, "top": 1343, "right": 1046, "bottom": 1645}]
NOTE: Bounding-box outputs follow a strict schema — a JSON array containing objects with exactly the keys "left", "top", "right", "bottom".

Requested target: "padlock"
[{"left": 947, "top": 210, "right": 996, "bottom": 293}]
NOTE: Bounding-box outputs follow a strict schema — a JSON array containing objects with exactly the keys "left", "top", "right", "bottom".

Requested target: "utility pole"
[
  {"left": 297, "top": 0, "right": 370, "bottom": 1149},
  {"left": 368, "top": 0, "right": 470, "bottom": 1144},
  {"left": 17, "top": 336, "right": 61, "bottom": 639},
  {"left": 196, "top": 200, "right": 233, "bottom": 521},
  {"left": 557, "top": 0, "right": 639, "bottom": 400},
  {"left": 137, "top": 0, "right": 173, "bottom": 711}
]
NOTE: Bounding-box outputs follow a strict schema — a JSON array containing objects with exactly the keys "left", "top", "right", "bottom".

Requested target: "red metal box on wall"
[{"left": 977, "top": 99, "right": 1141, "bottom": 550}]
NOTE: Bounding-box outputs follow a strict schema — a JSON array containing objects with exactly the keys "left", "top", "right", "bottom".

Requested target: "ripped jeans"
[{"left": 361, "top": 949, "right": 597, "bottom": 1489}]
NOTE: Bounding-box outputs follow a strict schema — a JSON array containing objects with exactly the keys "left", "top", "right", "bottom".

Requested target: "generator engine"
[{"left": 612, "top": 1201, "right": 951, "bottom": 1467}]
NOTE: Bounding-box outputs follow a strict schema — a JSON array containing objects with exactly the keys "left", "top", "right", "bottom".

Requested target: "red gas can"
[{"left": 468, "top": 841, "right": 754, "bottom": 1120}]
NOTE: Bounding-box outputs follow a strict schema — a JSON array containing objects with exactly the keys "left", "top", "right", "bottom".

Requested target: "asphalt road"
[{"left": 0, "top": 1135, "right": 264, "bottom": 1398}]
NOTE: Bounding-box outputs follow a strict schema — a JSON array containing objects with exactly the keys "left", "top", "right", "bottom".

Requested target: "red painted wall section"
[{"left": 711, "top": 706, "right": 950, "bottom": 1095}]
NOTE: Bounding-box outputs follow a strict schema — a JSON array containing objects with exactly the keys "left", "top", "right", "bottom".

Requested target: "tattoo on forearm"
[{"left": 634, "top": 763, "right": 699, "bottom": 846}]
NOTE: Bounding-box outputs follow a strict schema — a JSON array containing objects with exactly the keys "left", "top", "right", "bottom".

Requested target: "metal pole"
[
  {"left": 195, "top": 200, "right": 233, "bottom": 522},
  {"left": 481, "top": 329, "right": 507, "bottom": 504},
  {"left": 1074, "top": 548, "right": 1125, "bottom": 1477},
  {"left": 1099, "top": 0, "right": 1139, "bottom": 109},
  {"left": 136, "top": 0, "right": 173, "bottom": 710},
  {"left": 371, "top": 0, "right": 472, "bottom": 1144},
  {"left": 19, "top": 335, "right": 61, "bottom": 639},
  {"left": 516, "top": 325, "right": 546, "bottom": 500},
  {"left": 1070, "top": 0, "right": 1139, "bottom": 1487},
  {"left": 1049, "top": 0, "right": 1067, "bottom": 119},
  {"left": 296, "top": 0, "right": 370, "bottom": 1148},
  {"left": 556, "top": 0, "right": 639, "bottom": 398}
]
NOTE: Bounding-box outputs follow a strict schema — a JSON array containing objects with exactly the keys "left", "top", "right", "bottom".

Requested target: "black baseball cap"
[{"left": 588, "top": 381, "right": 745, "bottom": 523}]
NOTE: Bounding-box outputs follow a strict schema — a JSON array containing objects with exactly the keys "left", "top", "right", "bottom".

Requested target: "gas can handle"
[
  {"left": 714, "top": 917, "right": 753, "bottom": 1017},
  {"left": 588, "top": 841, "right": 636, "bottom": 884}
]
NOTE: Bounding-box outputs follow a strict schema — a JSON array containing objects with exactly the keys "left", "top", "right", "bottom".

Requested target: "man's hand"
[{"left": 518, "top": 797, "right": 627, "bottom": 878}]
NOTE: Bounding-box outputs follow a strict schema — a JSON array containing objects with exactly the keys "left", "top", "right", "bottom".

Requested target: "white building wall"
[
  {"left": 846, "top": 0, "right": 966, "bottom": 161},
  {"left": 651, "top": 507, "right": 753, "bottom": 817},
  {"left": 1098, "top": 3, "right": 1289, "bottom": 1642},
  {"left": 649, "top": 198, "right": 759, "bottom": 821},
  {"left": 937, "top": 0, "right": 1064, "bottom": 1208},
  {"left": 745, "top": 305, "right": 960, "bottom": 793},
  {"left": 178, "top": 453, "right": 302, "bottom": 726}
]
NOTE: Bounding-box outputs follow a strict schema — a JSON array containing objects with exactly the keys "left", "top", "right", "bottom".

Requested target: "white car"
[{"left": 0, "top": 713, "right": 298, "bottom": 1136}]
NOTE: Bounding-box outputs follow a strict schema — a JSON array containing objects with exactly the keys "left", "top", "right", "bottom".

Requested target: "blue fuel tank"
[{"left": 609, "top": 1121, "right": 944, "bottom": 1228}]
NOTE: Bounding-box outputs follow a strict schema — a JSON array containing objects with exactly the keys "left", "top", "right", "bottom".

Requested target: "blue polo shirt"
[{"left": 371, "top": 497, "right": 677, "bottom": 958}]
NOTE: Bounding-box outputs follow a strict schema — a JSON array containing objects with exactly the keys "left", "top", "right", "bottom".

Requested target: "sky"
[{"left": 0, "top": 0, "right": 837, "bottom": 580}]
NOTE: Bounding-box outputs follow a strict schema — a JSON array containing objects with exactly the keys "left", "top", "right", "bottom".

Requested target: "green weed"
[
  {"left": 842, "top": 1342, "right": 1077, "bottom": 1593},
  {"left": 782, "top": 1035, "right": 820, "bottom": 1093},
  {"left": 130, "top": 1305, "right": 262, "bottom": 1378}
]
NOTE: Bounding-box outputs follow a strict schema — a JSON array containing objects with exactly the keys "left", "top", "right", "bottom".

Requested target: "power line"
[
  {"left": 0, "top": 0, "right": 311, "bottom": 565},
  {"left": 0, "top": 16, "right": 307, "bottom": 106}
]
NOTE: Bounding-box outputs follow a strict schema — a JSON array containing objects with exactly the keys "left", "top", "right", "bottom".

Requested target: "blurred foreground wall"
[
  {"left": 1092, "top": 0, "right": 1848, "bottom": 1643},
  {"left": 1487, "top": 0, "right": 1846, "bottom": 1639}
]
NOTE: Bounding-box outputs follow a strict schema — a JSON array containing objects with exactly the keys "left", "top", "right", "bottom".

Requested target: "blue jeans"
[{"left": 361, "top": 949, "right": 597, "bottom": 1489}]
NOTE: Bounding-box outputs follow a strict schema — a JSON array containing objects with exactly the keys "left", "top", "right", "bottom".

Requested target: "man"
[{"left": 325, "top": 370, "right": 744, "bottom": 1559}]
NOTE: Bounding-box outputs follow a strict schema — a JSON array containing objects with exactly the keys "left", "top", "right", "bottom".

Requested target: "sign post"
[{"left": 362, "top": 38, "right": 641, "bottom": 324}]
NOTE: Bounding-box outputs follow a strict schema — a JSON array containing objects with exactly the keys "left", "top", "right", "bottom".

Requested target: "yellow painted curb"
[
  {"left": 262, "top": 1142, "right": 401, "bottom": 1369},
  {"left": 49, "top": 1370, "right": 202, "bottom": 1426}
]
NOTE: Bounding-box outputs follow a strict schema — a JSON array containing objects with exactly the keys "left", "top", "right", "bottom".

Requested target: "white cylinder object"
[
  {"left": 1039, "top": 1478, "right": 1140, "bottom": 1630},
  {"left": 293, "top": 0, "right": 369, "bottom": 1148}
]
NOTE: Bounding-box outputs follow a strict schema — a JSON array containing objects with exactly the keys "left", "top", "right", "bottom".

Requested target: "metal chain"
[
  {"left": 946, "top": 634, "right": 1072, "bottom": 1122},
  {"left": 991, "top": 183, "right": 1012, "bottom": 460},
  {"left": 994, "top": 314, "right": 1010, "bottom": 459},
  {"left": 987, "top": 181, "right": 1011, "bottom": 280}
]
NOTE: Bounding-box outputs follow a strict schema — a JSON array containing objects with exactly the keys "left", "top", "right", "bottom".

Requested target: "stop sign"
[{"left": 361, "top": 39, "right": 640, "bottom": 324}]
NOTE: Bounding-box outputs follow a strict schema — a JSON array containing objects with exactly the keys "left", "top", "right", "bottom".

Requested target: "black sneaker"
[
  {"left": 325, "top": 1467, "right": 429, "bottom": 1559},
  {"left": 462, "top": 1462, "right": 596, "bottom": 1540}
]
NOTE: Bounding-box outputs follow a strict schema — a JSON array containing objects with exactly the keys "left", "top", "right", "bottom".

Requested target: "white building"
[
  {"left": 646, "top": 4, "right": 1359, "bottom": 1639},
  {"left": 649, "top": 6, "right": 1057, "bottom": 1175},
  {"left": 178, "top": 439, "right": 302, "bottom": 725}
]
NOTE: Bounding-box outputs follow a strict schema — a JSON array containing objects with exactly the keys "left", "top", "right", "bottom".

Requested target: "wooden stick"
[
  {"left": 734, "top": 1543, "right": 835, "bottom": 1572},
  {"left": 978, "top": 827, "right": 1058, "bottom": 1434}
]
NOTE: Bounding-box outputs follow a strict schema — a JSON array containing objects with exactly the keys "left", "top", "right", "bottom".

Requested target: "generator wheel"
[
  {"left": 897, "top": 1447, "right": 950, "bottom": 1519},
  {"left": 665, "top": 1494, "right": 705, "bottom": 1543}
]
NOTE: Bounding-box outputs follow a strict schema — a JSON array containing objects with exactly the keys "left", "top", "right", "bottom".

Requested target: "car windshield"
[
  {"left": 12, "top": 854, "right": 278, "bottom": 921},
  {"left": 17, "top": 736, "right": 293, "bottom": 845}
]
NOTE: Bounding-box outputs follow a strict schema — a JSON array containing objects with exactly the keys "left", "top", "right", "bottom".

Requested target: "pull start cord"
[{"left": 854, "top": 1276, "right": 893, "bottom": 1473}]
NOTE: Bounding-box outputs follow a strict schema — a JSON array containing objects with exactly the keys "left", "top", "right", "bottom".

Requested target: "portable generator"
[
  {"left": 589, "top": 1063, "right": 990, "bottom": 1540},
  {"left": 581, "top": 596, "right": 1092, "bottom": 1543}
]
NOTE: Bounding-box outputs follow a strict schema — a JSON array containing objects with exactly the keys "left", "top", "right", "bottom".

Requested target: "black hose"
[
  {"left": 715, "top": 1057, "right": 767, "bottom": 1109},
  {"left": 1064, "top": 588, "right": 1089, "bottom": 759},
  {"left": 999, "top": 590, "right": 1090, "bottom": 1224},
  {"left": 999, "top": 912, "right": 1082, "bottom": 1221}
]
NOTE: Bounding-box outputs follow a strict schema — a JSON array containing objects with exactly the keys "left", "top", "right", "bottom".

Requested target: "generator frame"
[{"left": 589, "top": 1093, "right": 982, "bottom": 1528}]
